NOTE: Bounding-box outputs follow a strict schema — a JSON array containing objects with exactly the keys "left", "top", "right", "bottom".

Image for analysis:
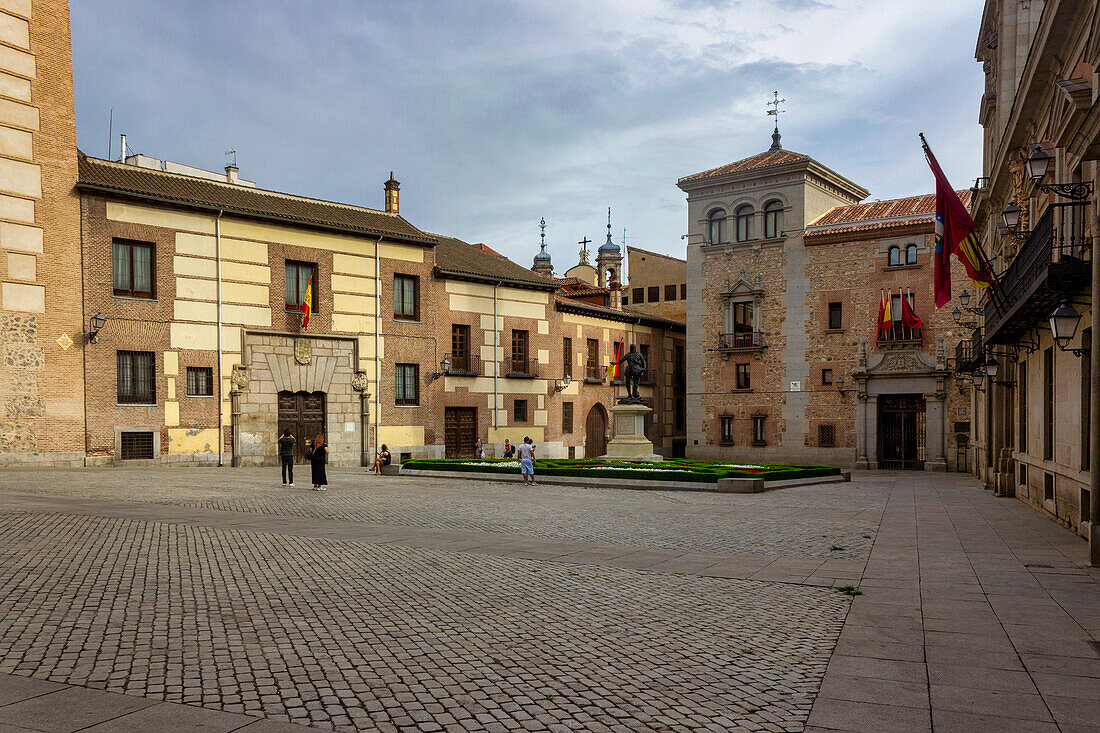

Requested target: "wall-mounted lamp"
[
  {"left": 1002, "top": 202, "right": 1022, "bottom": 230},
  {"left": 954, "top": 371, "right": 969, "bottom": 394},
  {"left": 87, "top": 312, "right": 107, "bottom": 343},
  {"left": 1026, "top": 145, "right": 1052, "bottom": 182},
  {"left": 984, "top": 353, "right": 1016, "bottom": 389},
  {"left": 951, "top": 307, "right": 977, "bottom": 330},
  {"left": 835, "top": 376, "right": 848, "bottom": 396},
  {"left": 1050, "top": 301, "right": 1087, "bottom": 356},
  {"left": 553, "top": 374, "right": 572, "bottom": 393},
  {"left": 970, "top": 367, "right": 986, "bottom": 392},
  {"left": 430, "top": 357, "right": 451, "bottom": 381},
  {"left": 1025, "top": 143, "right": 1094, "bottom": 200}
]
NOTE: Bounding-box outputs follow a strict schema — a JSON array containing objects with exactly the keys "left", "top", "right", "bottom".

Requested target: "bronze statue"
[{"left": 611, "top": 343, "right": 647, "bottom": 404}]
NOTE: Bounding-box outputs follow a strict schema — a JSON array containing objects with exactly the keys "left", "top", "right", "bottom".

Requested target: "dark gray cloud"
[{"left": 71, "top": 0, "right": 983, "bottom": 272}]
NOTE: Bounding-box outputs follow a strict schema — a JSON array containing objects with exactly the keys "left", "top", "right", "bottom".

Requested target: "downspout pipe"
[
  {"left": 215, "top": 210, "right": 224, "bottom": 467},
  {"left": 1090, "top": 211, "right": 1099, "bottom": 565},
  {"left": 375, "top": 236, "right": 383, "bottom": 460},
  {"left": 493, "top": 281, "right": 502, "bottom": 429}
]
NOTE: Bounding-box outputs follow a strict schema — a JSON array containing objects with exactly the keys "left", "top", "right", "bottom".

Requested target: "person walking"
[
  {"left": 306, "top": 432, "right": 329, "bottom": 490},
  {"left": 517, "top": 436, "right": 537, "bottom": 486},
  {"left": 371, "top": 444, "right": 391, "bottom": 475},
  {"left": 278, "top": 428, "right": 296, "bottom": 487},
  {"left": 503, "top": 439, "right": 515, "bottom": 458},
  {"left": 474, "top": 437, "right": 485, "bottom": 459}
]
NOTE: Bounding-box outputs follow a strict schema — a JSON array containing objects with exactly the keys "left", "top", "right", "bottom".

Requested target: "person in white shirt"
[{"left": 517, "top": 436, "right": 537, "bottom": 486}]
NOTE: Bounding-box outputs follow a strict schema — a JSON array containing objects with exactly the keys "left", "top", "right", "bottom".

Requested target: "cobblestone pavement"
[
  {"left": 0, "top": 508, "right": 848, "bottom": 732},
  {"left": 0, "top": 467, "right": 888, "bottom": 560}
]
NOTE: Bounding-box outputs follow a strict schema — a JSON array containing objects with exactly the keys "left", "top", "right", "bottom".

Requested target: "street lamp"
[
  {"left": 87, "top": 312, "right": 107, "bottom": 343},
  {"left": 954, "top": 371, "right": 968, "bottom": 394},
  {"left": 1025, "top": 145, "right": 1053, "bottom": 182},
  {"left": 1050, "top": 301, "right": 1086, "bottom": 356},
  {"left": 1002, "top": 202, "right": 1021, "bottom": 230},
  {"left": 971, "top": 367, "right": 985, "bottom": 391},
  {"left": 959, "top": 289, "right": 970, "bottom": 309},
  {"left": 430, "top": 357, "right": 452, "bottom": 381},
  {"left": 554, "top": 374, "right": 572, "bottom": 393},
  {"left": 836, "top": 376, "right": 848, "bottom": 396}
]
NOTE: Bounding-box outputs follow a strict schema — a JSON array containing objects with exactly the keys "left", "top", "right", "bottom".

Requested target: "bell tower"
[{"left": 595, "top": 208, "right": 622, "bottom": 288}]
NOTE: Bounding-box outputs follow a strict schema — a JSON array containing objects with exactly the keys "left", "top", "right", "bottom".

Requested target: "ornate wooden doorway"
[
  {"left": 278, "top": 390, "right": 326, "bottom": 463},
  {"left": 444, "top": 407, "right": 477, "bottom": 459},
  {"left": 585, "top": 403, "right": 608, "bottom": 458},
  {"left": 877, "top": 394, "right": 926, "bottom": 470}
]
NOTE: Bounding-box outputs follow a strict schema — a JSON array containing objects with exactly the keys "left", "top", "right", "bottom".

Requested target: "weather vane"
[
  {"left": 225, "top": 149, "right": 237, "bottom": 167},
  {"left": 539, "top": 216, "right": 546, "bottom": 247},
  {"left": 767, "top": 91, "right": 785, "bottom": 119}
]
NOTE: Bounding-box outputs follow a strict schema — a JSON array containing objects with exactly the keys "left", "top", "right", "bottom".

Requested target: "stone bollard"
[{"left": 717, "top": 477, "right": 765, "bottom": 494}]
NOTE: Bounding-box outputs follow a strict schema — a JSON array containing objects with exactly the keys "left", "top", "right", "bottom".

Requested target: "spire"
[
  {"left": 770, "top": 124, "right": 782, "bottom": 151},
  {"left": 532, "top": 216, "right": 553, "bottom": 276},
  {"left": 598, "top": 207, "right": 620, "bottom": 254},
  {"left": 767, "top": 90, "right": 786, "bottom": 151}
]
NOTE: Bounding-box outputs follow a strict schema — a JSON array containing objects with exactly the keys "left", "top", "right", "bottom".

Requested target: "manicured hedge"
[{"left": 399, "top": 457, "right": 841, "bottom": 483}]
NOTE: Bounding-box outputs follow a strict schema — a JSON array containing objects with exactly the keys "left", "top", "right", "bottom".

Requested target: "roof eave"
[{"left": 432, "top": 266, "right": 560, "bottom": 291}]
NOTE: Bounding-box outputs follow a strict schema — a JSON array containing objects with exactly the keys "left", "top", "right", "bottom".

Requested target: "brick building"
[
  {"left": 967, "top": 0, "right": 1099, "bottom": 549},
  {"left": 623, "top": 246, "right": 687, "bottom": 322},
  {"left": 679, "top": 129, "right": 975, "bottom": 469},
  {"left": 0, "top": 0, "right": 85, "bottom": 467}
]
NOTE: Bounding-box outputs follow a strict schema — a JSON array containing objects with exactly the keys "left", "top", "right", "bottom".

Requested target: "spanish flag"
[
  {"left": 606, "top": 342, "right": 623, "bottom": 379},
  {"left": 878, "top": 289, "right": 891, "bottom": 335},
  {"left": 922, "top": 135, "right": 995, "bottom": 307},
  {"left": 301, "top": 276, "right": 313, "bottom": 329}
]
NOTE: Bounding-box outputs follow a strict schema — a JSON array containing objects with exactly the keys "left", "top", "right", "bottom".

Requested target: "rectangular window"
[
  {"left": 1044, "top": 347, "right": 1054, "bottom": 461},
  {"left": 562, "top": 402, "right": 573, "bottom": 433},
  {"left": 680, "top": 283, "right": 687, "bottom": 300},
  {"left": 119, "top": 431, "right": 155, "bottom": 460},
  {"left": 648, "top": 286, "right": 660, "bottom": 303},
  {"left": 720, "top": 416, "right": 734, "bottom": 445},
  {"left": 733, "top": 301, "right": 753, "bottom": 332},
  {"left": 285, "top": 260, "right": 317, "bottom": 311},
  {"left": 186, "top": 366, "right": 213, "bottom": 396},
  {"left": 113, "top": 239, "right": 154, "bottom": 298},
  {"left": 393, "top": 274, "right": 419, "bottom": 320},
  {"left": 586, "top": 338, "right": 600, "bottom": 379},
  {"left": 1083, "top": 330, "right": 1091, "bottom": 471},
  {"left": 117, "top": 350, "right": 156, "bottom": 404},
  {"left": 451, "top": 324, "right": 470, "bottom": 372},
  {"left": 395, "top": 363, "right": 419, "bottom": 406},
  {"left": 828, "top": 302, "right": 843, "bottom": 330},
  {"left": 514, "top": 399, "right": 528, "bottom": 423},
  {"left": 752, "top": 415, "right": 767, "bottom": 446},
  {"left": 735, "top": 363, "right": 750, "bottom": 389},
  {"left": 1044, "top": 472, "right": 1054, "bottom": 502},
  {"left": 818, "top": 423, "right": 836, "bottom": 447},
  {"left": 665, "top": 284, "right": 677, "bottom": 301},
  {"left": 511, "top": 329, "right": 529, "bottom": 374},
  {"left": 621, "top": 295, "right": 628, "bottom": 305},
  {"left": 1018, "top": 360, "right": 1027, "bottom": 452},
  {"left": 639, "top": 344, "right": 650, "bottom": 380},
  {"left": 562, "top": 337, "right": 572, "bottom": 378},
  {"left": 632, "top": 287, "right": 644, "bottom": 304},
  {"left": 822, "top": 368, "right": 833, "bottom": 385}
]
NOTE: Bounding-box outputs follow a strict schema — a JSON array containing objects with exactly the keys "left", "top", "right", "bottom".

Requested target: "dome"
[
  {"left": 533, "top": 246, "right": 551, "bottom": 263},
  {"left": 598, "top": 231, "right": 620, "bottom": 255}
]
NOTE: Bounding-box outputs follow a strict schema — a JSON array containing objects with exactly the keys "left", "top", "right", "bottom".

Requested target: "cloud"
[{"left": 70, "top": 0, "right": 984, "bottom": 272}]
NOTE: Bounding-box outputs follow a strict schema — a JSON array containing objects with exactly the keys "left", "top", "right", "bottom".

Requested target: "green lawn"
[{"left": 399, "top": 457, "right": 841, "bottom": 483}]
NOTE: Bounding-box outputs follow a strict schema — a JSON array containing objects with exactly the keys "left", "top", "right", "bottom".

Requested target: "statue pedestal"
[{"left": 600, "top": 403, "right": 663, "bottom": 462}]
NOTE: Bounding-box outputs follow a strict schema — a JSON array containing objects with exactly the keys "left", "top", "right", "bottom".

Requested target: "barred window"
[
  {"left": 395, "top": 363, "right": 419, "bottom": 406},
  {"left": 117, "top": 351, "right": 155, "bottom": 404},
  {"left": 562, "top": 402, "right": 573, "bottom": 433},
  {"left": 665, "top": 284, "right": 677, "bottom": 301},
  {"left": 514, "top": 399, "right": 528, "bottom": 423},
  {"left": 648, "top": 286, "right": 659, "bottom": 303},
  {"left": 720, "top": 416, "right": 734, "bottom": 445},
  {"left": 187, "top": 366, "right": 213, "bottom": 396},
  {"left": 120, "top": 431, "right": 154, "bottom": 460},
  {"left": 818, "top": 424, "right": 836, "bottom": 447}
]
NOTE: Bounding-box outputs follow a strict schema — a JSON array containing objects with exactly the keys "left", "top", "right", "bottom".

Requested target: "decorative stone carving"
[
  {"left": 351, "top": 371, "right": 368, "bottom": 393},
  {"left": 857, "top": 338, "right": 868, "bottom": 371},
  {"left": 936, "top": 337, "right": 946, "bottom": 371},
  {"left": 877, "top": 350, "right": 928, "bottom": 374},
  {"left": 294, "top": 338, "right": 312, "bottom": 366},
  {"left": 231, "top": 365, "right": 250, "bottom": 391}
]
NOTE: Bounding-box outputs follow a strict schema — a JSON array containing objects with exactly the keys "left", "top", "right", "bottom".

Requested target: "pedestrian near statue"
[
  {"left": 474, "top": 437, "right": 484, "bottom": 459},
  {"left": 517, "top": 436, "right": 537, "bottom": 486},
  {"left": 305, "top": 432, "right": 329, "bottom": 490},
  {"left": 278, "top": 428, "right": 295, "bottom": 487},
  {"left": 371, "top": 444, "right": 391, "bottom": 475}
]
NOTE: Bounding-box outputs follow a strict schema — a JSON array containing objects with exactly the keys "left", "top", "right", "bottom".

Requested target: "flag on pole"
[
  {"left": 922, "top": 135, "right": 995, "bottom": 307},
  {"left": 901, "top": 288, "right": 923, "bottom": 330},
  {"left": 301, "top": 276, "right": 313, "bottom": 329},
  {"left": 605, "top": 342, "right": 623, "bottom": 379},
  {"left": 878, "top": 289, "right": 892, "bottom": 335}
]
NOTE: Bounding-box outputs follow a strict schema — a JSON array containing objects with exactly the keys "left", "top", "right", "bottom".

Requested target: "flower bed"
[{"left": 399, "top": 457, "right": 841, "bottom": 483}]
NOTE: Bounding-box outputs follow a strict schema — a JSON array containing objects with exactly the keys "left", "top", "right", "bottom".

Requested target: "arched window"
[
  {"left": 763, "top": 200, "right": 783, "bottom": 239},
  {"left": 888, "top": 246, "right": 900, "bottom": 266},
  {"left": 707, "top": 209, "right": 726, "bottom": 244},
  {"left": 905, "top": 244, "right": 918, "bottom": 264},
  {"left": 735, "top": 205, "right": 754, "bottom": 242}
]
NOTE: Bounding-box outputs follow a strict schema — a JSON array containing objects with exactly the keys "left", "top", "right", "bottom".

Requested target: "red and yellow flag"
[
  {"left": 877, "top": 290, "right": 891, "bottom": 334},
  {"left": 606, "top": 342, "right": 623, "bottom": 379},
  {"left": 301, "top": 276, "right": 313, "bottom": 329}
]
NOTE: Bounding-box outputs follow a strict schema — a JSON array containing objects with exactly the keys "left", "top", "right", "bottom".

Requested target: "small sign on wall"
[
  {"left": 789, "top": 381, "right": 801, "bottom": 392},
  {"left": 345, "top": 422, "right": 355, "bottom": 432}
]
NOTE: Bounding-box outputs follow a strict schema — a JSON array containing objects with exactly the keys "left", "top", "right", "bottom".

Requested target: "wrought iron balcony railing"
[
  {"left": 983, "top": 203, "right": 1091, "bottom": 345},
  {"left": 878, "top": 323, "right": 923, "bottom": 343},
  {"left": 954, "top": 328, "right": 981, "bottom": 373},
  {"left": 506, "top": 357, "right": 538, "bottom": 378},
  {"left": 718, "top": 330, "right": 765, "bottom": 351},
  {"left": 446, "top": 354, "right": 481, "bottom": 376},
  {"left": 585, "top": 364, "right": 605, "bottom": 381}
]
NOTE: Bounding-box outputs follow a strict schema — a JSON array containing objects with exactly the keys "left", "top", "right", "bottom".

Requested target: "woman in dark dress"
[{"left": 307, "top": 432, "right": 329, "bottom": 491}]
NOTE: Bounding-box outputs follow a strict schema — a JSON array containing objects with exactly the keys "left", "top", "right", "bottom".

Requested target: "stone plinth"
[{"left": 600, "top": 403, "right": 663, "bottom": 462}]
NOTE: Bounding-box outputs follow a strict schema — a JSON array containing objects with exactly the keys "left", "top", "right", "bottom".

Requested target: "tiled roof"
[
  {"left": 432, "top": 235, "right": 560, "bottom": 289},
  {"left": 554, "top": 296, "right": 685, "bottom": 331},
  {"left": 678, "top": 148, "right": 811, "bottom": 184},
  {"left": 77, "top": 153, "right": 436, "bottom": 244},
  {"left": 805, "top": 190, "right": 973, "bottom": 238}
]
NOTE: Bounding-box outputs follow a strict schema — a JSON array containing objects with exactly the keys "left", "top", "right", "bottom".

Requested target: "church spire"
[{"left": 532, "top": 216, "right": 553, "bottom": 276}]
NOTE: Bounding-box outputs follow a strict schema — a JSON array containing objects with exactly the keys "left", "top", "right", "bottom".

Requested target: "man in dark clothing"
[{"left": 278, "top": 429, "right": 296, "bottom": 487}]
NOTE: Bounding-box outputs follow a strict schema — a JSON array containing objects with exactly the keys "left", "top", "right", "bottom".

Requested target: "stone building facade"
[
  {"left": 968, "top": 0, "right": 1100, "bottom": 544},
  {"left": 623, "top": 246, "right": 687, "bottom": 322},
  {"left": 679, "top": 134, "right": 974, "bottom": 469},
  {"left": 0, "top": 0, "right": 85, "bottom": 467}
]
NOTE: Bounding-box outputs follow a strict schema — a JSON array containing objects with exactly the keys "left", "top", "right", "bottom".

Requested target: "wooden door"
[
  {"left": 278, "top": 390, "right": 327, "bottom": 463},
  {"left": 585, "top": 404, "right": 607, "bottom": 458},
  {"left": 444, "top": 407, "right": 477, "bottom": 459}
]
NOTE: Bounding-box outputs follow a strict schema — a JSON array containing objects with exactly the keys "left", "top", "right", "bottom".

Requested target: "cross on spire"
[
  {"left": 578, "top": 236, "right": 591, "bottom": 265},
  {"left": 767, "top": 90, "right": 786, "bottom": 151}
]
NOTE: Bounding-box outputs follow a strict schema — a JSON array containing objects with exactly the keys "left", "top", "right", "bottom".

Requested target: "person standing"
[
  {"left": 306, "top": 432, "right": 329, "bottom": 490},
  {"left": 503, "top": 439, "right": 515, "bottom": 458},
  {"left": 517, "top": 436, "right": 537, "bottom": 486},
  {"left": 474, "top": 438, "right": 485, "bottom": 459},
  {"left": 278, "top": 428, "right": 296, "bottom": 487}
]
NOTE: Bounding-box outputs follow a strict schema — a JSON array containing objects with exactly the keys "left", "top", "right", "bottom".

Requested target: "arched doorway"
[
  {"left": 585, "top": 403, "right": 608, "bottom": 458},
  {"left": 278, "top": 390, "right": 326, "bottom": 463}
]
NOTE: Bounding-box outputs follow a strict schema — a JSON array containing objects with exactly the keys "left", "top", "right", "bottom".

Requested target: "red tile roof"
[
  {"left": 678, "top": 148, "right": 811, "bottom": 184},
  {"left": 804, "top": 190, "right": 973, "bottom": 238}
]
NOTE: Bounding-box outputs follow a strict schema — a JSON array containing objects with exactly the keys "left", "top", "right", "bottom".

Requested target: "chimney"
[
  {"left": 225, "top": 164, "right": 239, "bottom": 184},
  {"left": 119, "top": 133, "right": 127, "bottom": 162},
  {"left": 384, "top": 171, "right": 400, "bottom": 214}
]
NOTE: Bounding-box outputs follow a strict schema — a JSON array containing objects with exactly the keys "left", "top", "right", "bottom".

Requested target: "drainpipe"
[
  {"left": 375, "top": 236, "right": 383, "bottom": 459},
  {"left": 1090, "top": 213, "right": 1099, "bottom": 565},
  {"left": 215, "top": 210, "right": 224, "bottom": 467},
  {"left": 493, "top": 281, "right": 502, "bottom": 429}
]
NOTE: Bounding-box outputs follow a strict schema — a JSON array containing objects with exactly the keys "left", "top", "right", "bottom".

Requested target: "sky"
[{"left": 71, "top": 0, "right": 986, "bottom": 272}]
